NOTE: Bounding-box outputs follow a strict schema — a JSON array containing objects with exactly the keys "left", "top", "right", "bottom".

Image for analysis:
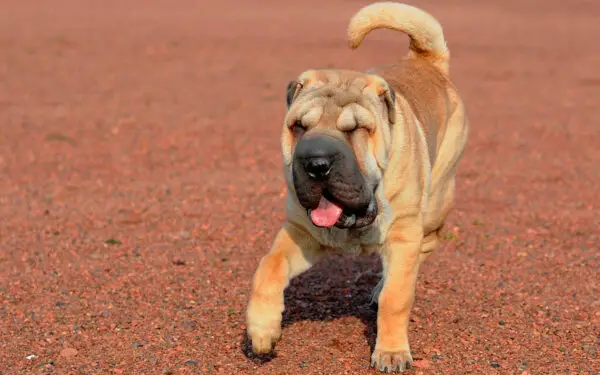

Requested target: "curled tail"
[{"left": 347, "top": 2, "right": 450, "bottom": 73}]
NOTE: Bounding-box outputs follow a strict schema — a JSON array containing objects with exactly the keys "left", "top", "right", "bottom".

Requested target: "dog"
[{"left": 246, "top": 2, "right": 469, "bottom": 372}]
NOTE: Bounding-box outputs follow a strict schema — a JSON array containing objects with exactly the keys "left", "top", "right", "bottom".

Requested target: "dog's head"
[{"left": 281, "top": 69, "right": 396, "bottom": 229}]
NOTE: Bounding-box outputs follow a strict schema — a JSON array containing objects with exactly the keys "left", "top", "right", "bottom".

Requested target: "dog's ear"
[
  {"left": 286, "top": 80, "right": 303, "bottom": 108},
  {"left": 366, "top": 75, "right": 396, "bottom": 125},
  {"left": 380, "top": 84, "right": 396, "bottom": 125}
]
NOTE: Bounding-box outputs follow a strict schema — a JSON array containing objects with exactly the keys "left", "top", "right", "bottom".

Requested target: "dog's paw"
[
  {"left": 247, "top": 324, "right": 281, "bottom": 354},
  {"left": 371, "top": 349, "right": 413, "bottom": 373}
]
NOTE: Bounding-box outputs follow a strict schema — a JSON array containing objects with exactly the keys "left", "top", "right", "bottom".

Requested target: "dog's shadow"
[{"left": 242, "top": 253, "right": 382, "bottom": 362}]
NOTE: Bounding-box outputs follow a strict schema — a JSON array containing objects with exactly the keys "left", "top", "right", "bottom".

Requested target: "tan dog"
[{"left": 246, "top": 2, "right": 468, "bottom": 372}]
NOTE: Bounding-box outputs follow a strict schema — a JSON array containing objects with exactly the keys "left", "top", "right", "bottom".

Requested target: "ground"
[{"left": 0, "top": 0, "right": 598, "bottom": 374}]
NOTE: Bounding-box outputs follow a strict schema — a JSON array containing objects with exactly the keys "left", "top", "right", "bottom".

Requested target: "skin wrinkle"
[
  {"left": 301, "top": 107, "right": 324, "bottom": 127},
  {"left": 337, "top": 105, "right": 357, "bottom": 132}
]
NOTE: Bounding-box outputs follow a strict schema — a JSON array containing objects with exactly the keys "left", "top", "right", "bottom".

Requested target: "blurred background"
[{"left": 0, "top": 0, "right": 598, "bottom": 374}]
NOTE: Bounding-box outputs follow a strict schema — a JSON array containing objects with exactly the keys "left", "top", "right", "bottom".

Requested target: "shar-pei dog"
[{"left": 246, "top": 2, "right": 469, "bottom": 372}]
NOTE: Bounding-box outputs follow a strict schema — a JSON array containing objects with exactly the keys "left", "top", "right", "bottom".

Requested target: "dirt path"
[{"left": 1, "top": 0, "right": 598, "bottom": 374}]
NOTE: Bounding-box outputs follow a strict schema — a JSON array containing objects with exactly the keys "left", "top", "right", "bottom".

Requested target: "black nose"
[{"left": 304, "top": 157, "right": 332, "bottom": 180}]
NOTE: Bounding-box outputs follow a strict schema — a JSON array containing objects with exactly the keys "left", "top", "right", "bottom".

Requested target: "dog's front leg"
[
  {"left": 372, "top": 218, "right": 422, "bottom": 373},
  {"left": 246, "top": 222, "right": 322, "bottom": 354}
]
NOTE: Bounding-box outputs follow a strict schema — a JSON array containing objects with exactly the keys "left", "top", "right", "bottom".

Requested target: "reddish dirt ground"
[{"left": 1, "top": 0, "right": 598, "bottom": 374}]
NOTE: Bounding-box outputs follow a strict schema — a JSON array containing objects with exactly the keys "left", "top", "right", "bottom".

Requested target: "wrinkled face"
[{"left": 281, "top": 69, "right": 396, "bottom": 229}]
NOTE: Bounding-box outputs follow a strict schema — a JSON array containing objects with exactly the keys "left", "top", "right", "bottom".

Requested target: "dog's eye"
[{"left": 291, "top": 122, "right": 306, "bottom": 137}]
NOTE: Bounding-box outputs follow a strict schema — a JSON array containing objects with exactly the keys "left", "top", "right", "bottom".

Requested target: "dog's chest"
[{"left": 317, "top": 226, "right": 383, "bottom": 255}]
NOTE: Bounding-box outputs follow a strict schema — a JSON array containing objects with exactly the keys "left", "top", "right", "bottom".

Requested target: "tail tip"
[
  {"left": 347, "top": 21, "right": 365, "bottom": 50},
  {"left": 347, "top": 36, "right": 361, "bottom": 50}
]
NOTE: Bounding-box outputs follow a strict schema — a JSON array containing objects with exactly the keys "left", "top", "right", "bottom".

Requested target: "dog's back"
[{"left": 373, "top": 59, "right": 455, "bottom": 166}]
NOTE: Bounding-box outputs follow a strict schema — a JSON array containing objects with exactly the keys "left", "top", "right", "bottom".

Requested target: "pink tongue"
[{"left": 310, "top": 196, "right": 343, "bottom": 227}]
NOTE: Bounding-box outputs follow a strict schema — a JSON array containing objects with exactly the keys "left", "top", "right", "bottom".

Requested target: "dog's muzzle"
[{"left": 291, "top": 133, "right": 378, "bottom": 229}]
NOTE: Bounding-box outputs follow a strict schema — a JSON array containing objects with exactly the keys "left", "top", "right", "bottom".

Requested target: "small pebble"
[
  {"left": 60, "top": 348, "right": 78, "bottom": 358},
  {"left": 412, "top": 359, "right": 431, "bottom": 369},
  {"left": 490, "top": 361, "right": 500, "bottom": 368},
  {"left": 184, "top": 360, "right": 198, "bottom": 366}
]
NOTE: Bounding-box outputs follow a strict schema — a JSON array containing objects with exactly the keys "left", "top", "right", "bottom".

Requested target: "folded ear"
[
  {"left": 380, "top": 84, "right": 396, "bottom": 125},
  {"left": 286, "top": 80, "right": 303, "bottom": 108},
  {"left": 366, "top": 75, "right": 396, "bottom": 125}
]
